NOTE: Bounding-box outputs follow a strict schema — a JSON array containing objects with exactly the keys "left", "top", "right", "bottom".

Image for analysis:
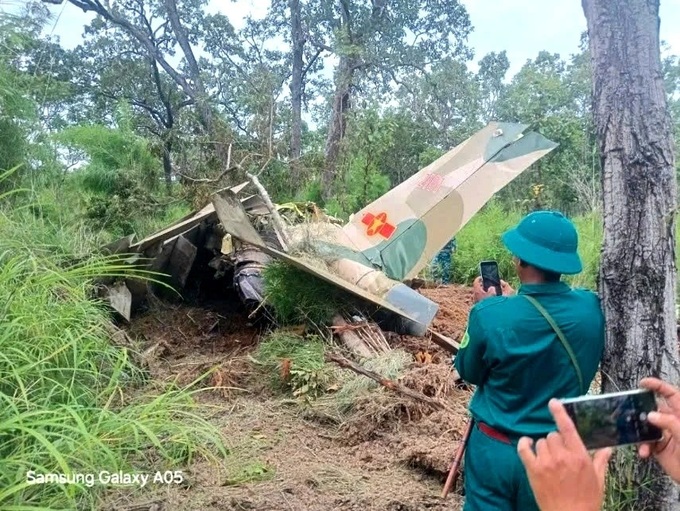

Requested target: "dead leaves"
[{"left": 414, "top": 351, "right": 434, "bottom": 364}]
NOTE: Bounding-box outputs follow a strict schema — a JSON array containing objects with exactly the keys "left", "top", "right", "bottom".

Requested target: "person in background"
[
  {"left": 432, "top": 237, "right": 457, "bottom": 284},
  {"left": 518, "top": 377, "right": 680, "bottom": 511},
  {"left": 454, "top": 210, "right": 605, "bottom": 511}
]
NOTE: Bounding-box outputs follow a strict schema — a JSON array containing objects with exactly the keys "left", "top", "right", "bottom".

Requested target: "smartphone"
[
  {"left": 560, "top": 389, "right": 663, "bottom": 450},
  {"left": 479, "top": 260, "right": 502, "bottom": 296}
]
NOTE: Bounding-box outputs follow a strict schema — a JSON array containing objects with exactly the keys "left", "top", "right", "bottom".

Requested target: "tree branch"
[
  {"left": 325, "top": 352, "right": 453, "bottom": 412},
  {"left": 302, "top": 48, "right": 324, "bottom": 80},
  {"left": 45, "top": 0, "right": 200, "bottom": 117},
  {"left": 175, "top": 153, "right": 257, "bottom": 183}
]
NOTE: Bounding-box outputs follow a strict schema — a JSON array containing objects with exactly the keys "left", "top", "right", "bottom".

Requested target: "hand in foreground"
[
  {"left": 638, "top": 377, "right": 680, "bottom": 483},
  {"left": 472, "top": 277, "right": 514, "bottom": 302},
  {"left": 517, "top": 399, "right": 612, "bottom": 511}
]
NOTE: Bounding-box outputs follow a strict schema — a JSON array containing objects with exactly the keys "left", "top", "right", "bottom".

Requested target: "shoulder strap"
[{"left": 523, "top": 295, "right": 586, "bottom": 394}]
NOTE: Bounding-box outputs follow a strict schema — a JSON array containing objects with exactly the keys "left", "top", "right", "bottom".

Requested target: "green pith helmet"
[{"left": 501, "top": 210, "right": 582, "bottom": 275}]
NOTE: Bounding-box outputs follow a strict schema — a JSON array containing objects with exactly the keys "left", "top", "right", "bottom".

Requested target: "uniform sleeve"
[{"left": 454, "top": 307, "right": 489, "bottom": 386}]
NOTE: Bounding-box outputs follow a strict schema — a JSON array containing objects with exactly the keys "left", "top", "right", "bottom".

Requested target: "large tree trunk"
[
  {"left": 583, "top": 1, "right": 679, "bottom": 509},
  {"left": 322, "top": 57, "right": 355, "bottom": 201},
  {"left": 289, "top": 0, "right": 304, "bottom": 179}
]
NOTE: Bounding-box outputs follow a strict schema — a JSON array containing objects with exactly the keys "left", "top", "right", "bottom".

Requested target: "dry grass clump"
[
  {"left": 308, "top": 350, "right": 469, "bottom": 444},
  {"left": 400, "top": 362, "right": 457, "bottom": 399}
]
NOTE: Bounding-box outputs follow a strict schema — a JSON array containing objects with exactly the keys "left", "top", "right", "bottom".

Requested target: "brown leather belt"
[{"left": 477, "top": 422, "right": 512, "bottom": 444}]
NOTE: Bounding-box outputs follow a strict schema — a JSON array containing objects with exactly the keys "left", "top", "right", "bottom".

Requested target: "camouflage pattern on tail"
[{"left": 341, "top": 122, "right": 559, "bottom": 281}]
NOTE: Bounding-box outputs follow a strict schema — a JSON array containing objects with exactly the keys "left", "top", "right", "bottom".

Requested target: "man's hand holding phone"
[
  {"left": 517, "top": 399, "right": 612, "bottom": 511},
  {"left": 472, "top": 277, "right": 514, "bottom": 303},
  {"left": 638, "top": 377, "right": 680, "bottom": 483}
]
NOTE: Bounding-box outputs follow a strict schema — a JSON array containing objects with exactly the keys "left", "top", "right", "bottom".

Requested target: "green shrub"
[
  {"left": 567, "top": 212, "right": 602, "bottom": 289},
  {"left": 450, "top": 204, "right": 602, "bottom": 290},
  {"left": 450, "top": 202, "right": 522, "bottom": 286},
  {"left": 253, "top": 332, "right": 335, "bottom": 400},
  {"left": 263, "top": 261, "right": 359, "bottom": 326}
]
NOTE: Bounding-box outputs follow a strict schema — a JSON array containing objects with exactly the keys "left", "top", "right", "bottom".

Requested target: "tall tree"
[
  {"left": 476, "top": 51, "right": 509, "bottom": 122},
  {"left": 582, "top": 1, "right": 679, "bottom": 508},
  {"left": 304, "top": 0, "right": 472, "bottom": 200},
  {"left": 73, "top": 16, "right": 194, "bottom": 190},
  {"left": 289, "top": 0, "right": 304, "bottom": 170},
  {"left": 496, "top": 50, "right": 599, "bottom": 214},
  {"left": 394, "top": 56, "right": 482, "bottom": 149},
  {"left": 42, "top": 0, "right": 214, "bottom": 133}
]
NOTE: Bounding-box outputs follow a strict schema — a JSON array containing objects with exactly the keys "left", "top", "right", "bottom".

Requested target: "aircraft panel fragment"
[
  {"left": 211, "top": 191, "right": 439, "bottom": 336},
  {"left": 338, "top": 122, "right": 559, "bottom": 281},
  {"left": 167, "top": 235, "right": 197, "bottom": 288}
]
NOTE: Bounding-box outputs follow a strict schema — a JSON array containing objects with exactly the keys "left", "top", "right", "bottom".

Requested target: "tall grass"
[{"left": 0, "top": 208, "right": 227, "bottom": 509}]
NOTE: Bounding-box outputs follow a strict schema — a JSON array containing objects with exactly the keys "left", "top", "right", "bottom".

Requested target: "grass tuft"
[
  {"left": 252, "top": 332, "right": 336, "bottom": 400},
  {"left": 0, "top": 207, "right": 228, "bottom": 510},
  {"left": 262, "top": 261, "right": 359, "bottom": 325}
]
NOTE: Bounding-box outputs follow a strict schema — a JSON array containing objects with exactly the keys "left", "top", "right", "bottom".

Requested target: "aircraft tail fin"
[{"left": 340, "top": 122, "right": 558, "bottom": 281}]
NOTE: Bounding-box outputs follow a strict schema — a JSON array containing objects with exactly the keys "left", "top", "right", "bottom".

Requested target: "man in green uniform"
[{"left": 454, "top": 210, "right": 605, "bottom": 511}]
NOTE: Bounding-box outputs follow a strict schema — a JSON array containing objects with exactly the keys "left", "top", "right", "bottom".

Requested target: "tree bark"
[
  {"left": 322, "top": 56, "right": 355, "bottom": 201},
  {"left": 289, "top": 0, "right": 304, "bottom": 178},
  {"left": 162, "top": 137, "right": 173, "bottom": 193},
  {"left": 163, "top": 0, "right": 213, "bottom": 132},
  {"left": 583, "top": 1, "right": 680, "bottom": 509}
]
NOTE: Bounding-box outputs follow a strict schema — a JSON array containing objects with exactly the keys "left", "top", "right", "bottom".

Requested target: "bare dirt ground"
[{"left": 104, "top": 285, "right": 474, "bottom": 511}]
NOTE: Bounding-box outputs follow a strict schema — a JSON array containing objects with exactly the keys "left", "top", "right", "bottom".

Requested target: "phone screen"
[
  {"left": 561, "top": 389, "right": 663, "bottom": 450},
  {"left": 480, "top": 261, "right": 502, "bottom": 296}
]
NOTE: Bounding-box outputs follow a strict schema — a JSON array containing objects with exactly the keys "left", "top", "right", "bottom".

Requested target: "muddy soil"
[{"left": 105, "top": 286, "right": 473, "bottom": 511}]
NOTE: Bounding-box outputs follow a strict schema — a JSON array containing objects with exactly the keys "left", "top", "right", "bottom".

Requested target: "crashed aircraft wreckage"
[{"left": 100, "top": 122, "right": 558, "bottom": 336}]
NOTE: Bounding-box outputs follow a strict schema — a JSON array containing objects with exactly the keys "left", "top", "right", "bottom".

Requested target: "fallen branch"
[
  {"left": 428, "top": 329, "right": 461, "bottom": 354},
  {"left": 246, "top": 161, "right": 291, "bottom": 251},
  {"left": 325, "top": 352, "right": 453, "bottom": 412},
  {"left": 176, "top": 151, "right": 256, "bottom": 184}
]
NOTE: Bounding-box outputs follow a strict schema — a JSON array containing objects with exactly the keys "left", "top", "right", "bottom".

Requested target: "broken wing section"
[
  {"left": 212, "top": 192, "right": 439, "bottom": 336},
  {"left": 340, "top": 122, "right": 558, "bottom": 281}
]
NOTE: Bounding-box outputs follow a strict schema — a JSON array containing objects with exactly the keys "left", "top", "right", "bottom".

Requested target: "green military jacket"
[{"left": 454, "top": 282, "right": 605, "bottom": 439}]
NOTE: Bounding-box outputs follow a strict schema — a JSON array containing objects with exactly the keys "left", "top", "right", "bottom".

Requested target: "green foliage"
[
  {"left": 449, "top": 204, "right": 602, "bottom": 290},
  {"left": 81, "top": 172, "right": 161, "bottom": 236},
  {"left": 56, "top": 120, "right": 158, "bottom": 192},
  {"left": 496, "top": 50, "right": 600, "bottom": 215},
  {"left": 0, "top": 207, "right": 227, "bottom": 510},
  {"left": 253, "top": 332, "right": 335, "bottom": 400},
  {"left": 568, "top": 212, "right": 603, "bottom": 289},
  {"left": 604, "top": 448, "right": 659, "bottom": 511},
  {"left": 263, "top": 261, "right": 357, "bottom": 325},
  {"left": 51, "top": 107, "right": 182, "bottom": 237},
  {"left": 326, "top": 109, "right": 394, "bottom": 217},
  {"left": 450, "top": 202, "right": 522, "bottom": 287}
]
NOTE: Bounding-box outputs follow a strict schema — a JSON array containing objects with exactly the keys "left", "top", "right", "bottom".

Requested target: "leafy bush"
[
  {"left": 263, "top": 260, "right": 359, "bottom": 326},
  {"left": 450, "top": 202, "right": 522, "bottom": 286}
]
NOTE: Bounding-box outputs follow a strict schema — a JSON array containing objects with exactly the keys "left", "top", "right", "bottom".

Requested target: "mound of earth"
[
  {"left": 419, "top": 285, "right": 473, "bottom": 341},
  {"left": 106, "top": 285, "right": 473, "bottom": 511}
]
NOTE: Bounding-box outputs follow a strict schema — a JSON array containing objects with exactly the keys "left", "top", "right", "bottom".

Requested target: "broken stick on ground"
[{"left": 325, "top": 352, "right": 453, "bottom": 413}]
